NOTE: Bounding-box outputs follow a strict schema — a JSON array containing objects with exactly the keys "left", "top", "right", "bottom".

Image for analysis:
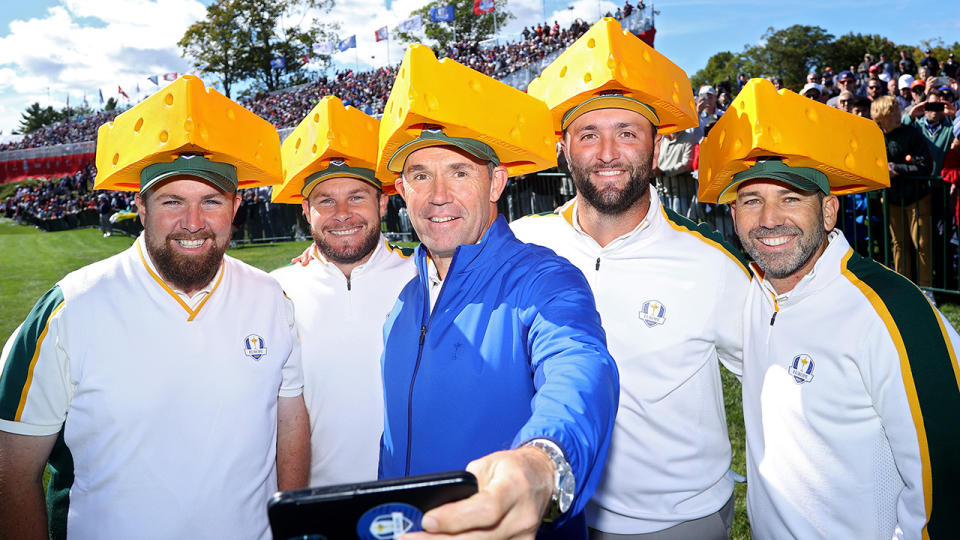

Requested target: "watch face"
[{"left": 558, "top": 472, "right": 575, "bottom": 514}]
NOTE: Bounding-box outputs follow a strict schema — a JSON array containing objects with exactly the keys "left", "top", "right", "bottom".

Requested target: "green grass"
[{"left": 4, "top": 220, "right": 960, "bottom": 540}]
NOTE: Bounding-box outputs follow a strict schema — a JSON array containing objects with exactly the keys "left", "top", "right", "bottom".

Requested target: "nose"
[
  {"left": 333, "top": 198, "right": 352, "bottom": 221},
  {"left": 427, "top": 176, "right": 452, "bottom": 205},
  {"left": 183, "top": 203, "right": 204, "bottom": 233},
  {"left": 596, "top": 133, "right": 620, "bottom": 164},
  {"left": 758, "top": 202, "right": 783, "bottom": 229}
]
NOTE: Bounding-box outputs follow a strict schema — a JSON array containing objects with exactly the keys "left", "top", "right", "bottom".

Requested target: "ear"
[
  {"left": 822, "top": 194, "right": 839, "bottom": 231},
  {"left": 301, "top": 198, "right": 310, "bottom": 218},
  {"left": 378, "top": 191, "right": 389, "bottom": 219},
  {"left": 231, "top": 192, "right": 241, "bottom": 218},
  {"left": 652, "top": 132, "right": 663, "bottom": 171},
  {"left": 559, "top": 135, "right": 571, "bottom": 167},
  {"left": 489, "top": 166, "right": 509, "bottom": 203},
  {"left": 394, "top": 177, "right": 407, "bottom": 200},
  {"left": 135, "top": 192, "right": 146, "bottom": 223}
]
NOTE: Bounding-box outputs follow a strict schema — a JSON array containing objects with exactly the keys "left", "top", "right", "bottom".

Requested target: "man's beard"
[
  {"left": 744, "top": 218, "right": 825, "bottom": 279},
  {"left": 313, "top": 224, "right": 381, "bottom": 265},
  {"left": 568, "top": 154, "right": 652, "bottom": 215},
  {"left": 145, "top": 230, "right": 227, "bottom": 292}
]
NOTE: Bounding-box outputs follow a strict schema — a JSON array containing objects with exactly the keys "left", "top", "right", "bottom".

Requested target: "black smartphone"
[
  {"left": 268, "top": 471, "right": 478, "bottom": 540},
  {"left": 925, "top": 101, "right": 945, "bottom": 113}
]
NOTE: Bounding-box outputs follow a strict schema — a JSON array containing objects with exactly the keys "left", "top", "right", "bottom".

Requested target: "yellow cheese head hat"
[
  {"left": 273, "top": 96, "right": 381, "bottom": 204},
  {"left": 377, "top": 44, "right": 556, "bottom": 182},
  {"left": 94, "top": 75, "right": 282, "bottom": 193},
  {"left": 698, "top": 78, "right": 889, "bottom": 204},
  {"left": 527, "top": 17, "right": 697, "bottom": 136}
]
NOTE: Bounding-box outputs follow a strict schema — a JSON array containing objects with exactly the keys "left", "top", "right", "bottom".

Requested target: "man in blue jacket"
[{"left": 377, "top": 45, "right": 619, "bottom": 540}]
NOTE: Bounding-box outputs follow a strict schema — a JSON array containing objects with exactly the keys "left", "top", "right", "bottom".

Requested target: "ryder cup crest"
[
  {"left": 787, "top": 354, "right": 815, "bottom": 384},
  {"left": 639, "top": 300, "right": 666, "bottom": 327},
  {"left": 243, "top": 334, "right": 267, "bottom": 360}
]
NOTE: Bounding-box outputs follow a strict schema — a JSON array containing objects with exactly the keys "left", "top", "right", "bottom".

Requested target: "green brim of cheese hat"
[
  {"left": 560, "top": 92, "right": 660, "bottom": 131},
  {"left": 301, "top": 160, "right": 382, "bottom": 197},
  {"left": 719, "top": 157, "right": 829, "bottom": 202},
  {"left": 386, "top": 127, "right": 500, "bottom": 173},
  {"left": 141, "top": 154, "right": 238, "bottom": 193}
]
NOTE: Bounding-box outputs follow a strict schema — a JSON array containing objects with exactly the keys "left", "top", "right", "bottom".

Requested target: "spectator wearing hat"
[
  {"left": 897, "top": 75, "right": 916, "bottom": 109},
  {"left": 97, "top": 193, "right": 112, "bottom": 237},
  {"left": 801, "top": 82, "right": 824, "bottom": 103},
  {"left": 831, "top": 70, "right": 862, "bottom": 102},
  {"left": 905, "top": 88, "right": 958, "bottom": 174},
  {"left": 697, "top": 85, "right": 722, "bottom": 135},
  {"left": 857, "top": 53, "right": 874, "bottom": 77},
  {"left": 920, "top": 49, "right": 940, "bottom": 77},
  {"left": 877, "top": 52, "right": 896, "bottom": 79},
  {"left": 899, "top": 49, "right": 918, "bottom": 76},
  {"left": 943, "top": 53, "right": 958, "bottom": 80}
]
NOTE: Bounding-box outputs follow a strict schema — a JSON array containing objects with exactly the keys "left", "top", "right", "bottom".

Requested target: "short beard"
[
  {"left": 313, "top": 225, "right": 381, "bottom": 266},
  {"left": 145, "top": 229, "right": 227, "bottom": 292},
  {"left": 568, "top": 154, "right": 652, "bottom": 215},
  {"left": 745, "top": 219, "right": 825, "bottom": 279}
]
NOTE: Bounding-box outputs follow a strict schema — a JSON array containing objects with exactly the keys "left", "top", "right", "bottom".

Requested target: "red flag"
[
  {"left": 473, "top": 0, "right": 495, "bottom": 15},
  {"left": 162, "top": 72, "right": 178, "bottom": 81},
  {"left": 375, "top": 26, "right": 388, "bottom": 42},
  {"left": 301, "top": 54, "right": 309, "bottom": 65},
  {"left": 118, "top": 86, "right": 129, "bottom": 99}
]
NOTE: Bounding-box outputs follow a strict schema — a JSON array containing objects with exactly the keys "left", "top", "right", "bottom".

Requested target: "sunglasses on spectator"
[{"left": 868, "top": 85, "right": 880, "bottom": 90}]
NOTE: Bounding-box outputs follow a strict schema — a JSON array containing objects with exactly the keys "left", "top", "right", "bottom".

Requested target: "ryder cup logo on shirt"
[
  {"left": 639, "top": 300, "right": 667, "bottom": 327},
  {"left": 787, "top": 354, "right": 815, "bottom": 384},
  {"left": 243, "top": 334, "right": 267, "bottom": 361}
]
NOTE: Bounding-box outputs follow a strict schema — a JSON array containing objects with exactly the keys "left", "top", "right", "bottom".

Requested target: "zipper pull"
[
  {"left": 346, "top": 276, "right": 352, "bottom": 291},
  {"left": 770, "top": 311, "right": 778, "bottom": 326},
  {"left": 419, "top": 325, "right": 427, "bottom": 346},
  {"left": 595, "top": 257, "right": 601, "bottom": 271}
]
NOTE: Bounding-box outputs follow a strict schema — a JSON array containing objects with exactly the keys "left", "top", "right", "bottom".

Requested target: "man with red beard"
[
  {"left": 0, "top": 77, "right": 309, "bottom": 540},
  {"left": 269, "top": 97, "right": 416, "bottom": 487},
  {"left": 514, "top": 19, "right": 750, "bottom": 539}
]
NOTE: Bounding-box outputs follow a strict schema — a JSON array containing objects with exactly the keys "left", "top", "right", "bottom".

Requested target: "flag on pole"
[
  {"left": 162, "top": 72, "right": 178, "bottom": 81},
  {"left": 399, "top": 15, "right": 422, "bottom": 33},
  {"left": 338, "top": 35, "right": 356, "bottom": 51},
  {"left": 99, "top": 88, "right": 104, "bottom": 104},
  {"left": 301, "top": 54, "right": 309, "bottom": 65},
  {"left": 270, "top": 57, "right": 286, "bottom": 69},
  {"left": 118, "top": 86, "right": 129, "bottom": 99},
  {"left": 83, "top": 92, "right": 88, "bottom": 107},
  {"left": 430, "top": 5, "right": 455, "bottom": 22},
  {"left": 473, "top": 0, "right": 495, "bottom": 15},
  {"left": 148, "top": 75, "right": 159, "bottom": 86},
  {"left": 313, "top": 42, "right": 335, "bottom": 55},
  {"left": 375, "top": 26, "right": 388, "bottom": 42}
]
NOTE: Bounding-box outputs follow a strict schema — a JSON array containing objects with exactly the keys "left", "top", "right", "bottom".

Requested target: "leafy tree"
[
  {"left": 738, "top": 25, "right": 834, "bottom": 91},
  {"left": 179, "top": 0, "right": 338, "bottom": 97},
  {"left": 691, "top": 51, "right": 743, "bottom": 91},
  {"left": 104, "top": 97, "right": 118, "bottom": 111},
  {"left": 15, "top": 103, "right": 63, "bottom": 134},
  {"left": 824, "top": 32, "right": 897, "bottom": 75},
  {"left": 394, "top": 0, "right": 513, "bottom": 51}
]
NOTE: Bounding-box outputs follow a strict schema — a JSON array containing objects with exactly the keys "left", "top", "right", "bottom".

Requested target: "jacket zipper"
[
  {"left": 595, "top": 257, "right": 601, "bottom": 271},
  {"left": 765, "top": 293, "right": 779, "bottom": 345}
]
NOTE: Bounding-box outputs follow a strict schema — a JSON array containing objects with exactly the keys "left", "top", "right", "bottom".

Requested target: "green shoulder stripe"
[
  {"left": 842, "top": 251, "right": 960, "bottom": 538},
  {"left": 0, "top": 286, "right": 65, "bottom": 420},
  {"left": 385, "top": 242, "right": 415, "bottom": 258},
  {"left": 47, "top": 428, "right": 74, "bottom": 540},
  {"left": 660, "top": 206, "right": 750, "bottom": 276}
]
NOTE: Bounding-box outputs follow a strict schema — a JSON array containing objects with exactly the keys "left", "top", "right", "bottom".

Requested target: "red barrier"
[{"left": 0, "top": 152, "right": 95, "bottom": 183}]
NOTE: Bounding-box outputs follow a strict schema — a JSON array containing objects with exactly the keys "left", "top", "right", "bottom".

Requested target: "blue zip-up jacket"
[{"left": 379, "top": 215, "right": 619, "bottom": 537}]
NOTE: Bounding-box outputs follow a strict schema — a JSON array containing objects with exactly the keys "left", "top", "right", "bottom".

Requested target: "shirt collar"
[
  {"left": 137, "top": 233, "right": 221, "bottom": 305},
  {"left": 753, "top": 229, "right": 847, "bottom": 304},
  {"left": 563, "top": 185, "right": 659, "bottom": 248}
]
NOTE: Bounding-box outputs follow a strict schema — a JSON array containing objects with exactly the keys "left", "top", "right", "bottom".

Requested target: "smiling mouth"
[
  {"left": 175, "top": 238, "right": 206, "bottom": 249},
  {"left": 594, "top": 170, "right": 625, "bottom": 177},
  {"left": 429, "top": 216, "right": 457, "bottom": 223},
  {"left": 757, "top": 236, "right": 793, "bottom": 247},
  {"left": 328, "top": 226, "right": 362, "bottom": 236}
]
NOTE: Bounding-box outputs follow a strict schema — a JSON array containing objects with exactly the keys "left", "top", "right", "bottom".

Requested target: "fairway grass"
[{"left": 4, "top": 221, "right": 960, "bottom": 540}]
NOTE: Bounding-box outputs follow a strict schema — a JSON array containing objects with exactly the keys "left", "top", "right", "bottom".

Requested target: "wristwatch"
[{"left": 524, "top": 439, "right": 575, "bottom": 521}]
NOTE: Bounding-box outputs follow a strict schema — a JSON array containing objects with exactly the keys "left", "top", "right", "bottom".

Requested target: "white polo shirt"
[
  {"left": 743, "top": 231, "right": 960, "bottom": 539},
  {"left": 511, "top": 187, "right": 750, "bottom": 534},
  {"left": 0, "top": 235, "right": 303, "bottom": 540},
  {"left": 271, "top": 237, "right": 416, "bottom": 486}
]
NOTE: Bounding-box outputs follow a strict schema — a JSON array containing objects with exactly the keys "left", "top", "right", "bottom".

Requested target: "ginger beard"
[
  {"left": 568, "top": 151, "right": 653, "bottom": 215},
  {"left": 144, "top": 228, "right": 228, "bottom": 293}
]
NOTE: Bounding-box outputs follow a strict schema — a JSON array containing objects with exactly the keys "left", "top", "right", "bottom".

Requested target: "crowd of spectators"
[
  {"left": 0, "top": 164, "right": 136, "bottom": 223},
  {"left": 0, "top": 110, "right": 119, "bottom": 152}
]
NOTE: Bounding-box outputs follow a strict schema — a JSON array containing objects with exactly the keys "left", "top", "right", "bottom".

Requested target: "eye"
[
  {"left": 619, "top": 130, "right": 637, "bottom": 139},
  {"left": 783, "top": 196, "right": 801, "bottom": 204},
  {"left": 740, "top": 197, "right": 760, "bottom": 206},
  {"left": 580, "top": 132, "right": 597, "bottom": 142},
  {"left": 161, "top": 199, "right": 181, "bottom": 207}
]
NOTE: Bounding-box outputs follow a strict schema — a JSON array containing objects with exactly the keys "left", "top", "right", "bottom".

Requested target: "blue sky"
[{"left": 1, "top": 0, "right": 958, "bottom": 136}]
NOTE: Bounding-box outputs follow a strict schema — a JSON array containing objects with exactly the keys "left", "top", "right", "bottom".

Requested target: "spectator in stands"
[
  {"left": 920, "top": 49, "right": 940, "bottom": 76},
  {"left": 736, "top": 73, "right": 749, "bottom": 92},
  {"left": 866, "top": 78, "right": 885, "bottom": 101},
  {"left": 697, "top": 85, "right": 722, "bottom": 136},
  {"left": 877, "top": 52, "right": 896, "bottom": 78},
  {"left": 654, "top": 129, "right": 697, "bottom": 218},
  {"left": 851, "top": 96, "right": 872, "bottom": 118},
  {"left": 623, "top": 1, "right": 633, "bottom": 17},
  {"left": 835, "top": 70, "right": 860, "bottom": 98},
  {"left": 717, "top": 91, "right": 733, "bottom": 110},
  {"left": 904, "top": 89, "right": 958, "bottom": 175},
  {"left": 801, "top": 83, "right": 823, "bottom": 102},
  {"left": 899, "top": 49, "right": 918, "bottom": 76},
  {"left": 873, "top": 95, "right": 934, "bottom": 287},
  {"left": 806, "top": 72, "right": 818, "bottom": 84},
  {"left": 897, "top": 75, "right": 916, "bottom": 109},
  {"left": 857, "top": 54, "right": 874, "bottom": 78},
  {"left": 943, "top": 53, "right": 958, "bottom": 80},
  {"left": 834, "top": 90, "right": 855, "bottom": 113}
]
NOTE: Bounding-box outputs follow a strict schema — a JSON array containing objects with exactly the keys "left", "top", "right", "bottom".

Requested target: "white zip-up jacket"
[
  {"left": 271, "top": 237, "right": 416, "bottom": 487},
  {"left": 743, "top": 231, "right": 960, "bottom": 539},
  {"left": 511, "top": 187, "right": 750, "bottom": 534}
]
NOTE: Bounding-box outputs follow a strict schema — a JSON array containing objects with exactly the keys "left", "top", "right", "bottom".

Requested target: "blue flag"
[
  {"left": 338, "top": 35, "right": 357, "bottom": 51},
  {"left": 270, "top": 57, "right": 286, "bottom": 69},
  {"left": 148, "top": 75, "right": 159, "bottom": 86},
  {"left": 399, "top": 15, "right": 422, "bottom": 33},
  {"left": 430, "top": 5, "right": 455, "bottom": 22},
  {"left": 98, "top": 88, "right": 104, "bottom": 104}
]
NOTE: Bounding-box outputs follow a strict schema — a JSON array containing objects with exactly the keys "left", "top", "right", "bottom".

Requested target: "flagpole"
[
  {"left": 355, "top": 46, "right": 359, "bottom": 72},
  {"left": 387, "top": 33, "right": 391, "bottom": 66}
]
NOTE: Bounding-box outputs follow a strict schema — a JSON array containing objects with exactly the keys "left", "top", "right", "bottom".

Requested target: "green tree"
[
  {"left": 738, "top": 25, "right": 835, "bottom": 91},
  {"left": 14, "top": 103, "right": 63, "bottom": 134},
  {"left": 691, "top": 51, "right": 743, "bottom": 92},
  {"left": 104, "top": 97, "right": 118, "bottom": 111},
  {"left": 823, "top": 32, "right": 897, "bottom": 76},
  {"left": 394, "top": 0, "right": 513, "bottom": 52},
  {"left": 179, "top": 0, "right": 338, "bottom": 97}
]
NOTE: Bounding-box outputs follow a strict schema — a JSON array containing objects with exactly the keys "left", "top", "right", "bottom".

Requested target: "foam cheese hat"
[
  {"left": 94, "top": 75, "right": 282, "bottom": 192},
  {"left": 273, "top": 96, "right": 382, "bottom": 204},
  {"left": 527, "top": 17, "right": 697, "bottom": 136},
  {"left": 698, "top": 78, "right": 889, "bottom": 204},
  {"left": 376, "top": 44, "right": 556, "bottom": 182}
]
